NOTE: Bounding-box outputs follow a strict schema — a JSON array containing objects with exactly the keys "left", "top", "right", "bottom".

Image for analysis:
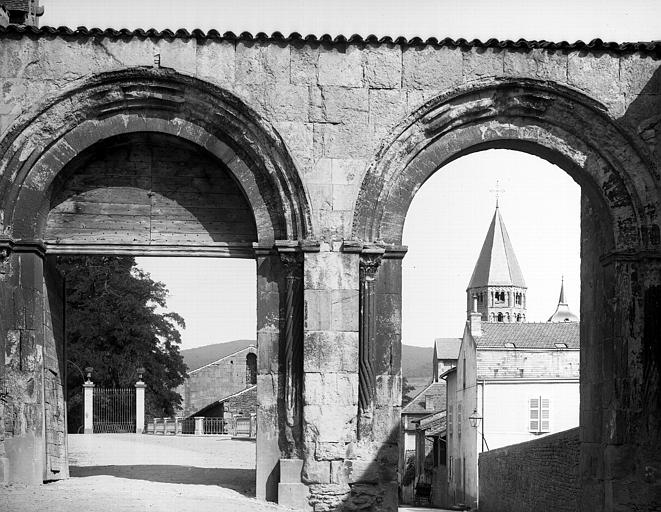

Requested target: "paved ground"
[{"left": 1, "top": 434, "right": 454, "bottom": 511}]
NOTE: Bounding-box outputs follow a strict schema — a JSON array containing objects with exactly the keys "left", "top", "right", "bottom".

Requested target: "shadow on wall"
[{"left": 69, "top": 465, "right": 256, "bottom": 497}]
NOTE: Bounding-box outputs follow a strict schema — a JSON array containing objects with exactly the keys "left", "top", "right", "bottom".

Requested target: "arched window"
[
  {"left": 516, "top": 313, "right": 522, "bottom": 322},
  {"left": 497, "top": 312, "right": 503, "bottom": 322},
  {"left": 246, "top": 352, "right": 257, "bottom": 385}
]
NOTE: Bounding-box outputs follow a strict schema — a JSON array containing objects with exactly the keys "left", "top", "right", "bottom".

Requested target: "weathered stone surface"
[
  {"left": 1, "top": 30, "right": 661, "bottom": 512},
  {"left": 318, "top": 47, "right": 363, "bottom": 87},
  {"left": 363, "top": 45, "right": 402, "bottom": 89},
  {"left": 304, "top": 331, "right": 358, "bottom": 373},
  {"left": 402, "top": 45, "right": 463, "bottom": 90}
]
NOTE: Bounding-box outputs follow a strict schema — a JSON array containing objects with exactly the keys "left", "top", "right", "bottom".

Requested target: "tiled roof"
[
  {"left": 402, "top": 380, "right": 446, "bottom": 415},
  {"left": 477, "top": 322, "right": 579, "bottom": 349},
  {"left": 468, "top": 207, "right": 526, "bottom": 289},
  {"left": 2, "top": 0, "right": 29, "bottom": 10},
  {"left": 0, "top": 25, "right": 659, "bottom": 55},
  {"left": 434, "top": 338, "right": 461, "bottom": 360}
]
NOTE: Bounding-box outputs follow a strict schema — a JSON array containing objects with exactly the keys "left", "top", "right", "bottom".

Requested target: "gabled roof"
[
  {"left": 402, "top": 380, "right": 446, "bottom": 415},
  {"left": 468, "top": 207, "right": 526, "bottom": 289},
  {"left": 476, "top": 322, "right": 579, "bottom": 349},
  {"left": 434, "top": 338, "right": 462, "bottom": 360}
]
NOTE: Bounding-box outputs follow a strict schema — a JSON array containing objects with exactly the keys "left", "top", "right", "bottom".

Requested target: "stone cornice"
[{"left": 0, "top": 238, "right": 47, "bottom": 259}]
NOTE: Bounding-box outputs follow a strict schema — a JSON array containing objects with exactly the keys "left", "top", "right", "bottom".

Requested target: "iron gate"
[{"left": 93, "top": 387, "right": 136, "bottom": 433}]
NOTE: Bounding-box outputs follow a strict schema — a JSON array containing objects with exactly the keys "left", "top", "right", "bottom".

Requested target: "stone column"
[
  {"left": 135, "top": 379, "right": 145, "bottom": 434},
  {"left": 0, "top": 240, "right": 47, "bottom": 484},
  {"left": 83, "top": 380, "right": 94, "bottom": 434},
  {"left": 357, "top": 245, "right": 385, "bottom": 439},
  {"left": 254, "top": 243, "right": 285, "bottom": 502}
]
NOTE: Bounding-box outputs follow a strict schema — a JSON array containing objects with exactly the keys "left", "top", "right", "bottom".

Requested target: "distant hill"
[
  {"left": 182, "top": 340, "right": 434, "bottom": 386},
  {"left": 181, "top": 339, "right": 255, "bottom": 371}
]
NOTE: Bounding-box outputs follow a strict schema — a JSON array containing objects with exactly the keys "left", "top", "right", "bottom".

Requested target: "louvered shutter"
[
  {"left": 541, "top": 398, "right": 550, "bottom": 432},
  {"left": 529, "top": 398, "right": 540, "bottom": 431}
]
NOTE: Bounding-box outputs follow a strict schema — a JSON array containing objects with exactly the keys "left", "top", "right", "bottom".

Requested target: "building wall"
[
  {"left": 224, "top": 386, "right": 257, "bottom": 418},
  {"left": 177, "top": 346, "right": 257, "bottom": 417},
  {"left": 479, "top": 427, "right": 580, "bottom": 512},
  {"left": 480, "top": 380, "right": 579, "bottom": 450}
]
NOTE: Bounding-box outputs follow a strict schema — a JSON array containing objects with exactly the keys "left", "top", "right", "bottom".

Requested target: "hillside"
[{"left": 181, "top": 340, "right": 433, "bottom": 386}]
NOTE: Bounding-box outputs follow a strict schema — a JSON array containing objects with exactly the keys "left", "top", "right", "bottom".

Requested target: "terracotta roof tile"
[{"left": 0, "top": 25, "right": 659, "bottom": 55}]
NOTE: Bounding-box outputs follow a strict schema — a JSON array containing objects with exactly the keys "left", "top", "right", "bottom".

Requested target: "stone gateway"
[{"left": 0, "top": 23, "right": 660, "bottom": 512}]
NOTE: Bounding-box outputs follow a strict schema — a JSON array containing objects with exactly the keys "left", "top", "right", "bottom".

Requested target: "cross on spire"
[{"left": 490, "top": 180, "right": 505, "bottom": 208}]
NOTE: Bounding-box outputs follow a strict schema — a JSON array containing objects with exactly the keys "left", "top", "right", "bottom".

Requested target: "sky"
[{"left": 38, "top": 1, "right": 656, "bottom": 349}]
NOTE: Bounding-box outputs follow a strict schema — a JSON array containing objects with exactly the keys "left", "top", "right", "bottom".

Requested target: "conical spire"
[
  {"left": 548, "top": 277, "right": 579, "bottom": 322},
  {"left": 468, "top": 206, "right": 526, "bottom": 289}
]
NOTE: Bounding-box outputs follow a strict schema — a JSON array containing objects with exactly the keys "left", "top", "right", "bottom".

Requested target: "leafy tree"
[
  {"left": 59, "top": 256, "right": 187, "bottom": 432},
  {"left": 402, "top": 376, "right": 416, "bottom": 406}
]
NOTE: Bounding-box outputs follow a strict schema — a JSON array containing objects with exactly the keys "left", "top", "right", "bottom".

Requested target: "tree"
[
  {"left": 59, "top": 256, "right": 187, "bottom": 432},
  {"left": 402, "top": 376, "right": 416, "bottom": 406}
]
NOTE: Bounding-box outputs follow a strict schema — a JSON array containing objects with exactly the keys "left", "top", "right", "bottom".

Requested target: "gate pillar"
[
  {"left": 0, "top": 240, "right": 46, "bottom": 484},
  {"left": 135, "top": 377, "right": 145, "bottom": 434},
  {"left": 83, "top": 379, "right": 94, "bottom": 434}
]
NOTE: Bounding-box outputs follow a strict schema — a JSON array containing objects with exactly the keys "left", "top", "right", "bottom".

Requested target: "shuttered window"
[
  {"left": 529, "top": 397, "right": 550, "bottom": 433},
  {"left": 448, "top": 405, "right": 453, "bottom": 436},
  {"left": 457, "top": 403, "right": 462, "bottom": 439}
]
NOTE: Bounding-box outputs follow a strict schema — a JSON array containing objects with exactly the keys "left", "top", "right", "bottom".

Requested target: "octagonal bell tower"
[{"left": 466, "top": 205, "right": 527, "bottom": 323}]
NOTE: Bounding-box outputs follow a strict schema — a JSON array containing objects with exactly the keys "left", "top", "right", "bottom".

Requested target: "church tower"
[
  {"left": 548, "top": 277, "right": 579, "bottom": 322},
  {"left": 466, "top": 205, "right": 527, "bottom": 322}
]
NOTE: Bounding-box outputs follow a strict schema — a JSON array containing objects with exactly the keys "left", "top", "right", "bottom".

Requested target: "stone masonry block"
[
  {"left": 331, "top": 184, "right": 358, "bottom": 212},
  {"left": 462, "top": 47, "right": 505, "bottom": 79},
  {"left": 503, "top": 48, "right": 568, "bottom": 84},
  {"left": 364, "top": 45, "right": 402, "bottom": 89},
  {"left": 291, "top": 44, "right": 319, "bottom": 85},
  {"left": 236, "top": 41, "right": 290, "bottom": 85},
  {"left": 368, "top": 89, "right": 407, "bottom": 139},
  {"left": 304, "top": 404, "right": 357, "bottom": 444},
  {"left": 374, "top": 374, "right": 401, "bottom": 407},
  {"left": 331, "top": 158, "right": 366, "bottom": 185},
  {"left": 156, "top": 39, "right": 197, "bottom": 76},
  {"left": 322, "top": 86, "right": 369, "bottom": 123},
  {"left": 304, "top": 252, "right": 359, "bottom": 291},
  {"left": 302, "top": 459, "right": 331, "bottom": 484},
  {"left": 330, "top": 289, "right": 359, "bottom": 332},
  {"left": 304, "top": 290, "right": 332, "bottom": 331},
  {"left": 318, "top": 47, "right": 363, "bottom": 87},
  {"left": 321, "top": 117, "right": 373, "bottom": 158},
  {"left": 280, "top": 458, "right": 304, "bottom": 483},
  {"left": 304, "top": 373, "right": 358, "bottom": 406},
  {"left": 568, "top": 52, "right": 621, "bottom": 104},
  {"left": 278, "top": 482, "right": 311, "bottom": 511},
  {"left": 196, "top": 40, "right": 236, "bottom": 86},
  {"left": 274, "top": 121, "right": 313, "bottom": 174},
  {"left": 402, "top": 45, "right": 462, "bottom": 90},
  {"left": 264, "top": 85, "right": 310, "bottom": 122},
  {"left": 304, "top": 331, "right": 358, "bottom": 373}
]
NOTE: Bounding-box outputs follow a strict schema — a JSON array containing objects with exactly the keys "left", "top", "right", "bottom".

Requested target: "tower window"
[
  {"left": 497, "top": 312, "right": 503, "bottom": 322},
  {"left": 494, "top": 291, "right": 505, "bottom": 304},
  {"left": 246, "top": 352, "right": 257, "bottom": 385}
]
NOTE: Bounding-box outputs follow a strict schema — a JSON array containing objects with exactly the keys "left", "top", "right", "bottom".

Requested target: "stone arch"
[
  {"left": 0, "top": 68, "right": 312, "bottom": 243},
  {"left": 353, "top": 77, "right": 658, "bottom": 253}
]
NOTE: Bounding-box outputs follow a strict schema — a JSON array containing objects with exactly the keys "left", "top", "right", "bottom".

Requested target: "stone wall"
[
  {"left": 177, "top": 346, "right": 257, "bottom": 417},
  {"left": 0, "top": 26, "right": 660, "bottom": 511},
  {"left": 479, "top": 427, "right": 580, "bottom": 512},
  {"left": 224, "top": 386, "right": 257, "bottom": 417}
]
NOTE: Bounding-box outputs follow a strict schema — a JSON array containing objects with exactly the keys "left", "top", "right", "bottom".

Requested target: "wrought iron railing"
[{"left": 93, "top": 387, "right": 136, "bottom": 433}]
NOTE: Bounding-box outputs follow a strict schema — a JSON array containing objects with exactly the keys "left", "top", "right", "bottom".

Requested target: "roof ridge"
[{"left": 0, "top": 26, "right": 659, "bottom": 54}]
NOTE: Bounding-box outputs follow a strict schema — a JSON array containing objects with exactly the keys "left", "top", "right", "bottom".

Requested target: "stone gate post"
[
  {"left": 135, "top": 372, "right": 145, "bottom": 434},
  {"left": 83, "top": 378, "right": 94, "bottom": 434},
  {"left": 0, "top": 240, "right": 46, "bottom": 484}
]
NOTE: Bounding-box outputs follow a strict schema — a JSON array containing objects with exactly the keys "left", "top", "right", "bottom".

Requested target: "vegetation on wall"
[{"left": 59, "top": 255, "right": 187, "bottom": 432}]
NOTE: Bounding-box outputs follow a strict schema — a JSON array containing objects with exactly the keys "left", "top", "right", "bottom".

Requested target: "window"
[
  {"left": 462, "top": 357, "right": 466, "bottom": 389},
  {"left": 246, "top": 352, "right": 257, "bottom": 385},
  {"left": 457, "top": 403, "right": 462, "bottom": 439},
  {"left": 494, "top": 291, "right": 505, "bottom": 304},
  {"left": 529, "top": 397, "right": 550, "bottom": 433},
  {"left": 497, "top": 312, "right": 503, "bottom": 322}
]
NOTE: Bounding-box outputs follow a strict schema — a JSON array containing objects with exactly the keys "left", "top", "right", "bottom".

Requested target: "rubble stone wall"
[{"left": 479, "top": 427, "right": 580, "bottom": 512}]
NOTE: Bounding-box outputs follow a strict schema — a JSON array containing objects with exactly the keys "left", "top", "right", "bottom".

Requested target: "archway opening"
[
  {"left": 399, "top": 148, "right": 580, "bottom": 508},
  {"left": 42, "top": 130, "right": 264, "bottom": 497}
]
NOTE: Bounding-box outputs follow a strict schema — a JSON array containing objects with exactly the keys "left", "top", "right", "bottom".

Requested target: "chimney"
[{"left": 470, "top": 294, "right": 482, "bottom": 337}]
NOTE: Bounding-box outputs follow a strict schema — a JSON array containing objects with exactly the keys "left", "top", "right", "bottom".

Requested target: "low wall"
[{"left": 479, "top": 427, "right": 580, "bottom": 512}]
